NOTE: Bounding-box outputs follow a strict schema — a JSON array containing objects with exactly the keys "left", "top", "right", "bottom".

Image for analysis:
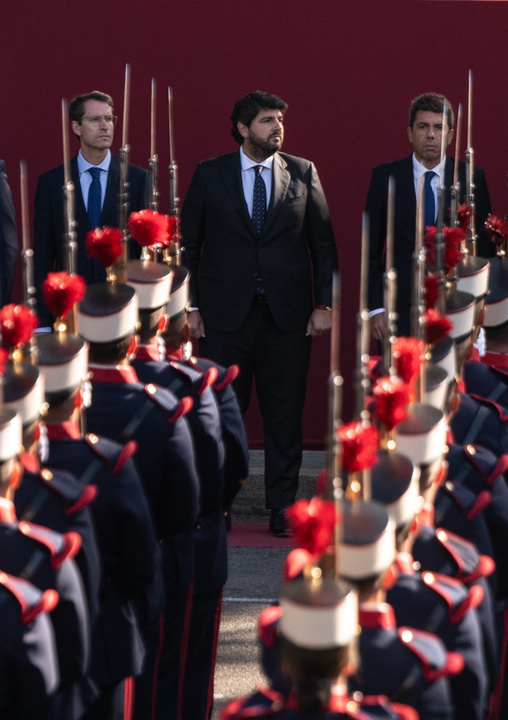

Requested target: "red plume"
[
  {"left": 423, "top": 308, "right": 453, "bottom": 345},
  {"left": 484, "top": 214, "right": 508, "bottom": 249},
  {"left": 424, "top": 273, "right": 441, "bottom": 310},
  {"left": 86, "top": 227, "right": 123, "bottom": 267},
  {"left": 457, "top": 203, "right": 474, "bottom": 233},
  {"left": 0, "top": 348, "right": 7, "bottom": 374},
  {"left": 127, "top": 209, "right": 170, "bottom": 248},
  {"left": 0, "top": 305, "right": 37, "bottom": 349},
  {"left": 338, "top": 421, "right": 379, "bottom": 473},
  {"left": 372, "top": 376, "right": 409, "bottom": 431},
  {"left": 287, "top": 497, "right": 338, "bottom": 557},
  {"left": 42, "top": 272, "right": 85, "bottom": 319},
  {"left": 392, "top": 337, "right": 424, "bottom": 387},
  {"left": 425, "top": 226, "right": 465, "bottom": 274}
]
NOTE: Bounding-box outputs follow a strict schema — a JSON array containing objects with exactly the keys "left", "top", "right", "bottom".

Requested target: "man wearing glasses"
[{"left": 33, "top": 91, "right": 147, "bottom": 325}]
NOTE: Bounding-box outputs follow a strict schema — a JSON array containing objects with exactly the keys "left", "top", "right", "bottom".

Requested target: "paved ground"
[{"left": 211, "top": 450, "right": 325, "bottom": 719}]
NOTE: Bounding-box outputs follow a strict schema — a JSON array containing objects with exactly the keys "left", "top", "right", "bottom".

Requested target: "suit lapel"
[
  {"left": 101, "top": 154, "right": 120, "bottom": 227},
  {"left": 262, "top": 153, "right": 289, "bottom": 239},
  {"left": 71, "top": 155, "right": 90, "bottom": 233},
  {"left": 221, "top": 152, "right": 258, "bottom": 240}
]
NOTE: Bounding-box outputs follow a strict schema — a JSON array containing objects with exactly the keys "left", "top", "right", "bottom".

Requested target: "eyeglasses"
[{"left": 82, "top": 115, "right": 118, "bottom": 126}]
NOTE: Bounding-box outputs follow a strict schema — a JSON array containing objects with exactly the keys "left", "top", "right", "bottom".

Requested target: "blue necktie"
[
  {"left": 252, "top": 166, "right": 266, "bottom": 235},
  {"left": 424, "top": 171, "right": 436, "bottom": 228},
  {"left": 87, "top": 167, "right": 102, "bottom": 228}
]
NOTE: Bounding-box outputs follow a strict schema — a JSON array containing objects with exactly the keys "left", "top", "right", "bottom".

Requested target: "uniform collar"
[
  {"left": 46, "top": 421, "right": 81, "bottom": 440},
  {"left": 134, "top": 344, "right": 161, "bottom": 362},
  {"left": 359, "top": 602, "right": 396, "bottom": 629},
  {"left": 89, "top": 364, "right": 139, "bottom": 384}
]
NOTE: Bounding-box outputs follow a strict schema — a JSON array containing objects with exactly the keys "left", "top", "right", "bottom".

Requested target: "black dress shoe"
[
  {"left": 269, "top": 508, "right": 292, "bottom": 538},
  {"left": 223, "top": 510, "right": 232, "bottom": 532}
]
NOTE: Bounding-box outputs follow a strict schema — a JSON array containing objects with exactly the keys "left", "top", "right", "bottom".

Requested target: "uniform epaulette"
[
  {"left": 188, "top": 356, "right": 238, "bottom": 392},
  {"left": 85, "top": 433, "right": 138, "bottom": 473},
  {"left": 463, "top": 444, "right": 508, "bottom": 488},
  {"left": 420, "top": 571, "right": 481, "bottom": 624},
  {"left": 220, "top": 688, "right": 284, "bottom": 718},
  {"left": 397, "top": 626, "right": 464, "bottom": 682},
  {"left": 432, "top": 527, "right": 494, "bottom": 583},
  {"left": 170, "top": 359, "right": 218, "bottom": 396},
  {"left": 36, "top": 466, "right": 97, "bottom": 516},
  {"left": 0, "top": 571, "right": 59, "bottom": 624},
  {"left": 214, "top": 364, "right": 239, "bottom": 392},
  {"left": 143, "top": 383, "right": 194, "bottom": 423},
  {"left": 17, "top": 521, "right": 81, "bottom": 568},
  {"left": 440, "top": 479, "right": 491, "bottom": 521}
]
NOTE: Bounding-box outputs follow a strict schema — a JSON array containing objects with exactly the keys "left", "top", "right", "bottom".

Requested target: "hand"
[
  {"left": 188, "top": 310, "right": 206, "bottom": 339},
  {"left": 306, "top": 308, "right": 333, "bottom": 337},
  {"left": 370, "top": 311, "right": 387, "bottom": 341}
]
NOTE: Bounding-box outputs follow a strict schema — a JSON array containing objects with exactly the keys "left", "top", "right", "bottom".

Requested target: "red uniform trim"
[
  {"left": 134, "top": 344, "right": 160, "bottom": 362},
  {"left": 359, "top": 602, "right": 396, "bottom": 629},
  {"left": 124, "top": 676, "right": 134, "bottom": 720},
  {"left": 45, "top": 421, "right": 81, "bottom": 440},
  {"left": 65, "top": 484, "right": 98, "bottom": 516},
  {"left": 482, "top": 351, "right": 508, "bottom": 369},
  {"left": 89, "top": 364, "right": 139, "bottom": 384},
  {"left": 214, "top": 364, "right": 239, "bottom": 392}
]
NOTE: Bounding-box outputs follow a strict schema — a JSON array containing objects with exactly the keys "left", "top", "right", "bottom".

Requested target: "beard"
[{"left": 246, "top": 129, "right": 283, "bottom": 160}]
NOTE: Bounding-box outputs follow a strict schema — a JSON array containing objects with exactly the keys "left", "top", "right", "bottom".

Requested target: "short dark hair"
[
  {"left": 409, "top": 92, "right": 454, "bottom": 130},
  {"left": 484, "top": 318, "right": 508, "bottom": 344},
  {"left": 280, "top": 637, "right": 346, "bottom": 711},
  {"left": 69, "top": 91, "right": 114, "bottom": 124},
  {"left": 88, "top": 335, "right": 132, "bottom": 365},
  {"left": 138, "top": 307, "right": 165, "bottom": 345},
  {"left": 230, "top": 91, "right": 287, "bottom": 144}
]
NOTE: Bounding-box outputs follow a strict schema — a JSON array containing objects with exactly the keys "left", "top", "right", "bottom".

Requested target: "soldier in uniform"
[
  {"left": 221, "top": 578, "right": 417, "bottom": 719},
  {"left": 76, "top": 274, "right": 200, "bottom": 720},
  {"left": 0, "top": 571, "right": 60, "bottom": 719},
  {"left": 160, "top": 264, "right": 249, "bottom": 528},
  {"left": 126, "top": 248, "right": 227, "bottom": 720},
  {"left": 32, "top": 275, "right": 161, "bottom": 720},
  {"left": 0, "top": 403, "right": 91, "bottom": 720}
]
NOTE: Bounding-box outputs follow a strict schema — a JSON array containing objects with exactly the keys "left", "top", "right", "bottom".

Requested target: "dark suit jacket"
[
  {"left": 181, "top": 150, "right": 338, "bottom": 333},
  {"left": 366, "top": 154, "right": 492, "bottom": 336},
  {"left": 33, "top": 153, "right": 147, "bottom": 325},
  {"left": 0, "top": 160, "right": 18, "bottom": 306}
]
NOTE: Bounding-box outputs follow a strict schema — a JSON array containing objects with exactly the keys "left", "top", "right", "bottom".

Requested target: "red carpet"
[{"left": 228, "top": 523, "right": 294, "bottom": 548}]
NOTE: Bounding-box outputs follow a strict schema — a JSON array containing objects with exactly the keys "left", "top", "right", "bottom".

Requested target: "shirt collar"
[
  {"left": 77, "top": 148, "right": 112, "bottom": 176},
  {"left": 240, "top": 146, "right": 274, "bottom": 173},
  {"left": 412, "top": 152, "right": 445, "bottom": 182}
]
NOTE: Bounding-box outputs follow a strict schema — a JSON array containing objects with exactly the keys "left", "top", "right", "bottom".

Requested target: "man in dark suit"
[
  {"left": 181, "top": 91, "right": 338, "bottom": 536},
  {"left": 0, "top": 159, "right": 18, "bottom": 306},
  {"left": 33, "top": 90, "right": 147, "bottom": 325},
  {"left": 366, "top": 92, "right": 492, "bottom": 340}
]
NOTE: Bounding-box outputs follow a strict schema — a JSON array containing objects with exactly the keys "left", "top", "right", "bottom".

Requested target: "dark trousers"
[
  {"left": 200, "top": 298, "right": 311, "bottom": 509},
  {"left": 179, "top": 589, "right": 223, "bottom": 720}
]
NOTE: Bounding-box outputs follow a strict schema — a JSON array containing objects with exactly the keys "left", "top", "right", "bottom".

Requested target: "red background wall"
[{"left": 3, "top": 0, "right": 508, "bottom": 447}]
